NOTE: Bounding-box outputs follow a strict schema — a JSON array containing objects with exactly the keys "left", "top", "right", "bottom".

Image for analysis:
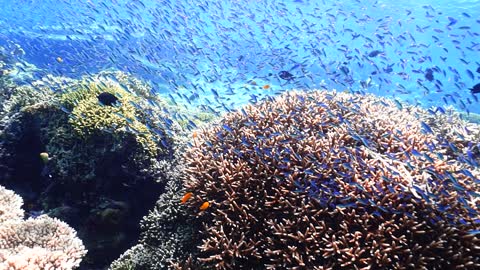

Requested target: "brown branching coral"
[{"left": 182, "top": 90, "right": 480, "bottom": 269}]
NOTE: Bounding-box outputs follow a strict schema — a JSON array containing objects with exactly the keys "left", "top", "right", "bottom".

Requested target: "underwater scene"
[{"left": 0, "top": 0, "right": 480, "bottom": 269}]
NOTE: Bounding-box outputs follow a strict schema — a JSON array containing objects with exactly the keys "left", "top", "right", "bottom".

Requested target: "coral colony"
[
  {"left": 180, "top": 91, "right": 480, "bottom": 269},
  {"left": 0, "top": 185, "right": 86, "bottom": 269}
]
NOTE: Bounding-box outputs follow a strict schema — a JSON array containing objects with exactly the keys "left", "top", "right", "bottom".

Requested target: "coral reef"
[
  {"left": 109, "top": 156, "right": 201, "bottom": 270},
  {"left": 0, "top": 67, "right": 203, "bottom": 269},
  {"left": 177, "top": 90, "right": 480, "bottom": 269},
  {"left": 0, "top": 185, "right": 86, "bottom": 269}
]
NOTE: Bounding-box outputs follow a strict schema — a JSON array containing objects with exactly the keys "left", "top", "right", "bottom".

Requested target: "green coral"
[{"left": 60, "top": 79, "right": 158, "bottom": 157}]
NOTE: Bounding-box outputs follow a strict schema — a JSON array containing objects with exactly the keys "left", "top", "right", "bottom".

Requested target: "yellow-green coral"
[{"left": 60, "top": 79, "right": 158, "bottom": 157}]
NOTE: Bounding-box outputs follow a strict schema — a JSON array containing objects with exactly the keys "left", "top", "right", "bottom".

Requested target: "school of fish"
[{"left": 0, "top": 0, "right": 479, "bottom": 117}]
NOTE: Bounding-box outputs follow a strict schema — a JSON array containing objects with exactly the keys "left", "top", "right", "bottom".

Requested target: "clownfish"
[{"left": 262, "top": 84, "right": 270, "bottom": 89}]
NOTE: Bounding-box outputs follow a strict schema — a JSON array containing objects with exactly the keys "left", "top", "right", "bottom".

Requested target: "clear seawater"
[{"left": 0, "top": 0, "right": 479, "bottom": 114}]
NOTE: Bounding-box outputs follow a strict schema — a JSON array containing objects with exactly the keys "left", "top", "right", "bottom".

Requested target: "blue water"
[{"left": 0, "top": 0, "right": 479, "bottom": 113}]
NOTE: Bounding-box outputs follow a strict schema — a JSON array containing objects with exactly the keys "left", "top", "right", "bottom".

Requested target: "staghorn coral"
[
  {"left": 414, "top": 105, "right": 480, "bottom": 167},
  {"left": 0, "top": 185, "right": 86, "bottom": 270},
  {"left": 182, "top": 90, "right": 480, "bottom": 269}
]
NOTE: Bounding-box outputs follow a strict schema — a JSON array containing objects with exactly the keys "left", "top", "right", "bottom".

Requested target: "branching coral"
[
  {"left": 182, "top": 90, "right": 480, "bottom": 269},
  {"left": 0, "top": 185, "right": 24, "bottom": 223},
  {"left": 60, "top": 76, "right": 160, "bottom": 157},
  {"left": 0, "top": 185, "right": 87, "bottom": 270}
]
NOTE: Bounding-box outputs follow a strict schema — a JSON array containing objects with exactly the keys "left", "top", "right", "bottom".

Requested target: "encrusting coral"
[
  {"left": 0, "top": 185, "right": 86, "bottom": 270},
  {"left": 181, "top": 90, "right": 480, "bottom": 269}
]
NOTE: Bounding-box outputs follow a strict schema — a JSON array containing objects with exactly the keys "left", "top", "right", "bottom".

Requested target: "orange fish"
[
  {"left": 192, "top": 131, "right": 198, "bottom": 139},
  {"left": 199, "top": 201, "right": 210, "bottom": 211},
  {"left": 181, "top": 192, "right": 193, "bottom": 204},
  {"left": 262, "top": 84, "right": 270, "bottom": 89}
]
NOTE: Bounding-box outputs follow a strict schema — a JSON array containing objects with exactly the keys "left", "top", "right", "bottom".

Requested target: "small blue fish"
[
  {"left": 467, "top": 230, "right": 480, "bottom": 235},
  {"left": 59, "top": 106, "right": 71, "bottom": 114},
  {"left": 435, "top": 106, "right": 446, "bottom": 114},
  {"left": 232, "top": 149, "right": 244, "bottom": 158},
  {"left": 222, "top": 124, "right": 233, "bottom": 133},
  {"left": 393, "top": 99, "right": 403, "bottom": 110},
  {"left": 336, "top": 202, "right": 356, "bottom": 209},
  {"left": 211, "top": 88, "right": 219, "bottom": 98},
  {"left": 447, "top": 16, "right": 457, "bottom": 27},
  {"left": 420, "top": 122, "right": 433, "bottom": 134}
]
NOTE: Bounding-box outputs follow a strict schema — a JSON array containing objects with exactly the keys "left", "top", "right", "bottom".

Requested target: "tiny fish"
[
  {"left": 211, "top": 88, "right": 219, "bottom": 98},
  {"left": 199, "top": 201, "right": 210, "bottom": 211},
  {"left": 222, "top": 124, "right": 234, "bottom": 133},
  {"left": 339, "top": 65, "right": 349, "bottom": 75},
  {"left": 56, "top": 57, "right": 63, "bottom": 63},
  {"left": 262, "top": 84, "right": 271, "bottom": 89},
  {"left": 181, "top": 192, "right": 193, "bottom": 204},
  {"left": 290, "top": 63, "right": 301, "bottom": 70},
  {"left": 97, "top": 92, "right": 119, "bottom": 106},
  {"left": 424, "top": 68, "right": 434, "bottom": 82},
  {"left": 420, "top": 121, "right": 433, "bottom": 134},
  {"left": 59, "top": 106, "right": 71, "bottom": 114},
  {"left": 39, "top": 152, "right": 49, "bottom": 164},
  {"left": 470, "top": 83, "right": 480, "bottom": 94},
  {"left": 466, "top": 69, "right": 474, "bottom": 80},
  {"left": 336, "top": 202, "right": 356, "bottom": 209},
  {"left": 278, "top": 70, "right": 294, "bottom": 80},
  {"left": 467, "top": 229, "right": 480, "bottom": 235},
  {"left": 447, "top": 16, "right": 457, "bottom": 27},
  {"left": 368, "top": 50, "right": 382, "bottom": 57}
]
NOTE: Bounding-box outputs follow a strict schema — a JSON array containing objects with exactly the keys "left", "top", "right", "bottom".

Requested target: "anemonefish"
[
  {"left": 181, "top": 192, "right": 193, "bottom": 204},
  {"left": 262, "top": 84, "right": 270, "bottom": 89},
  {"left": 199, "top": 201, "right": 210, "bottom": 211}
]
